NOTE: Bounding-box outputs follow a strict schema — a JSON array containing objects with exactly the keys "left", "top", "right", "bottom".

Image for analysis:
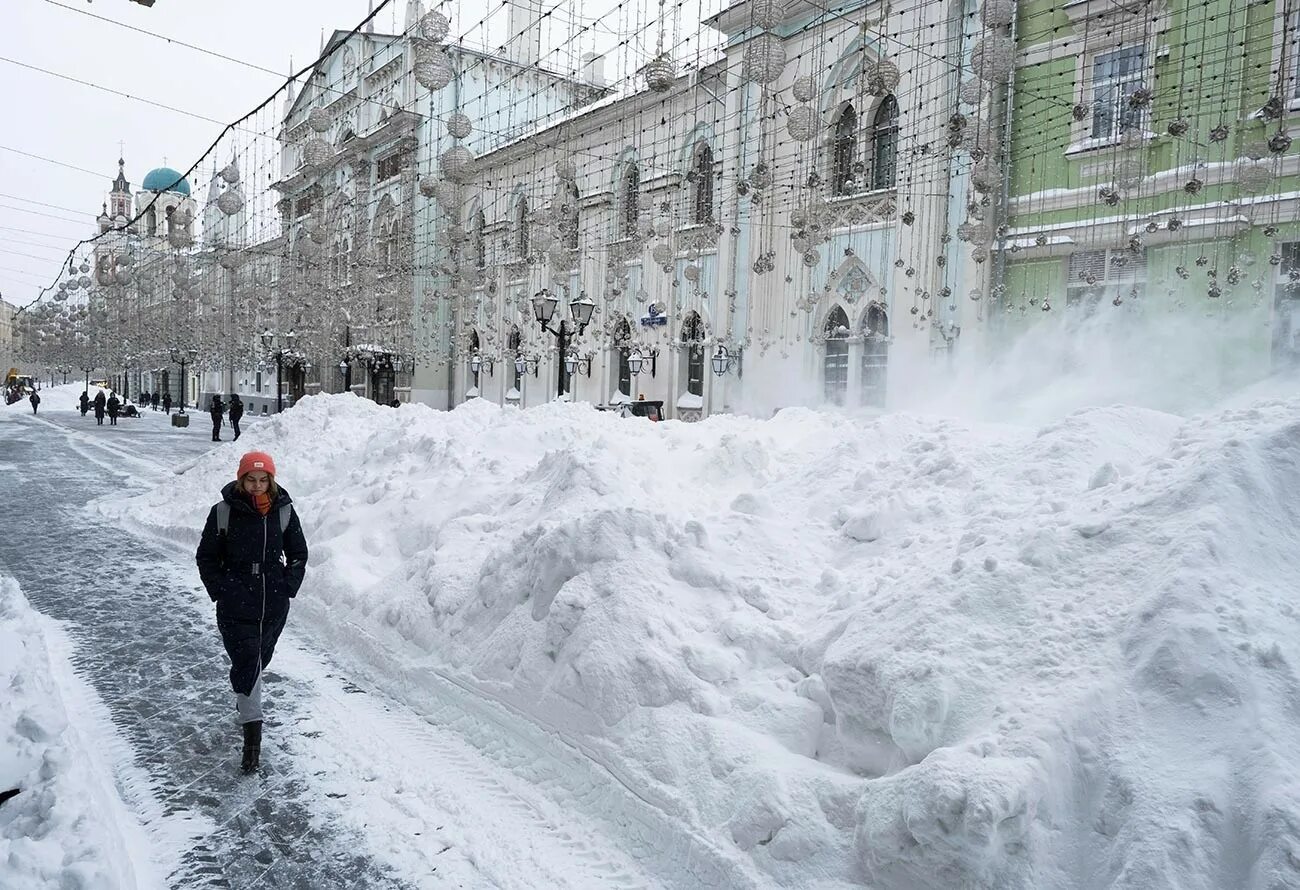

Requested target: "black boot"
[{"left": 240, "top": 720, "right": 262, "bottom": 773}]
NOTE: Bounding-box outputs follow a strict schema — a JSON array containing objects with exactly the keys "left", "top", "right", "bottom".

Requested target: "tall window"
[
  {"left": 860, "top": 304, "right": 889, "bottom": 408},
  {"left": 681, "top": 311, "right": 704, "bottom": 397},
  {"left": 692, "top": 143, "right": 714, "bottom": 224},
  {"left": 870, "top": 96, "right": 899, "bottom": 190},
  {"left": 473, "top": 210, "right": 487, "bottom": 271},
  {"left": 515, "top": 197, "right": 530, "bottom": 258},
  {"left": 823, "top": 306, "right": 850, "bottom": 404},
  {"left": 508, "top": 326, "right": 522, "bottom": 392},
  {"left": 469, "top": 329, "right": 481, "bottom": 389},
  {"left": 1090, "top": 47, "right": 1145, "bottom": 139},
  {"left": 622, "top": 163, "right": 640, "bottom": 238},
  {"left": 613, "top": 319, "right": 632, "bottom": 396},
  {"left": 559, "top": 180, "right": 579, "bottom": 249},
  {"left": 831, "top": 104, "right": 858, "bottom": 196},
  {"left": 377, "top": 152, "right": 403, "bottom": 182}
]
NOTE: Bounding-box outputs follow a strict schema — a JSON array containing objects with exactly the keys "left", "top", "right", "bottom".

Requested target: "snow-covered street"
[
  {"left": 0, "top": 392, "right": 700, "bottom": 889},
  {"left": 6, "top": 373, "right": 1300, "bottom": 889}
]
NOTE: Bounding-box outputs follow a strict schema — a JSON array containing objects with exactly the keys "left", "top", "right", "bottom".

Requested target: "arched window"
[
  {"left": 561, "top": 182, "right": 580, "bottom": 250},
  {"left": 473, "top": 210, "right": 487, "bottom": 271},
  {"left": 621, "top": 163, "right": 640, "bottom": 239},
  {"left": 515, "top": 197, "right": 530, "bottom": 258},
  {"left": 145, "top": 206, "right": 157, "bottom": 236},
  {"left": 508, "top": 326, "right": 522, "bottom": 393},
  {"left": 469, "top": 329, "right": 481, "bottom": 390},
  {"left": 861, "top": 303, "right": 889, "bottom": 407},
  {"left": 823, "top": 306, "right": 850, "bottom": 404},
  {"left": 681, "top": 311, "right": 705, "bottom": 397},
  {"left": 871, "top": 96, "right": 899, "bottom": 190},
  {"left": 613, "top": 318, "right": 632, "bottom": 397},
  {"left": 692, "top": 143, "right": 714, "bottom": 225},
  {"left": 831, "top": 104, "right": 858, "bottom": 196}
]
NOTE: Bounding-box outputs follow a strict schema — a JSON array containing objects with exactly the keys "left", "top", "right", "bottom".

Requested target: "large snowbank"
[
  {"left": 0, "top": 575, "right": 161, "bottom": 888},
  {"left": 111, "top": 389, "right": 1300, "bottom": 888}
]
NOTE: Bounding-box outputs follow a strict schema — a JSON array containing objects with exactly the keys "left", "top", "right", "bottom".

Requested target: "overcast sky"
[{"left": 1, "top": 0, "right": 692, "bottom": 309}]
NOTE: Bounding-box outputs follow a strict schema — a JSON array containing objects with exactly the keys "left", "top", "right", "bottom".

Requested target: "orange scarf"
[{"left": 251, "top": 492, "right": 272, "bottom": 516}]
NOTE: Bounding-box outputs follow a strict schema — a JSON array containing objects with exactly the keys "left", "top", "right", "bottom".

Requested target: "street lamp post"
[
  {"left": 261, "top": 328, "right": 297, "bottom": 413},
  {"left": 530, "top": 290, "right": 596, "bottom": 399},
  {"left": 169, "top": 347, "right": 195, "bottom": 413}
]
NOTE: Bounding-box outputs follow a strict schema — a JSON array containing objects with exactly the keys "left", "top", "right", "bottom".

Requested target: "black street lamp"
[
  {"left": 169, "top": 347, "right": 195, "bottom": 413},
  {"left": 710, "top": 344, "right": 743, "bottom": 379},
  {"left": 530, "top": 289, "right": 595, "bottom": 399},
  {"left": 260, "top": 328, "right": 297, "bottom": 413},
  {"left": 513, "top": 353, "right": 539, "bottom": 378}
]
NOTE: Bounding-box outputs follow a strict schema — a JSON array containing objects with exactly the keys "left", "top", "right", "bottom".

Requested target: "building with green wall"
[{"left": 999, "top": 0, "right": 1299, "bottom": 379}]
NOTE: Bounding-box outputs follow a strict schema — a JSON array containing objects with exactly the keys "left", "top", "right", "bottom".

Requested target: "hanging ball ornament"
[
  {"left": 419, "top": 10, "right": 451, "bottom": 42},
  {"left": 217, "top": 187, "right": 244, "bottom": 216},
  {"left": 435, "top": 180, "right": 463, "bottom": 206},
  {"left": 743, "top": 32, "right": 787, "bottom": 84},
  {"left": 415, "top": 49, "right": 455, "bottom": 91},
  {"left": 971, "top": 36, "right": 1014, "bottom": 83},
  {"left": 1167, "top": 118, "right": 1190, "bottom": 137},
  {"left": 419, "top": 176, "right": 439, "bottom": 198},
  {"left": 1269, "top": 130, "right": 1293, "bottom": 154},
  {"left": 308, "top": 106, "right": 332, "bottom": 133},
  {"left": 684, "top": 263, "right": 701, "bottom": 282},
  {"left": 652, "top": 243, "right": 673, "bottom": 266},
  {"left": 959, "top": 79, "right": 985, "bottom": 106},
  {"left": 644, "top": 53, "right": 675, "bottom": 93},
  {"left": 802, "top": 249, "right": 820, "bottom": 267},
  {"left": 220, "top": 162, "right": 240, "bottom": 184},
  {"left": 863, "top": 59, "right": 901, "bottom": 96},
  {"left": 792, "top": 75, "right": 817, "bottom": 103},
  {"left": 787, "top": 105, "right": 818, "bottom": 141},
  {"left": 982, "top": 0, "right": 1016, "bottom": 27},
  {"left": 750, "top": 0, "right": 782, "bottom": 30},
  {"left": 302, "top": 138, "right": 332, "bottom": 169},
  {"left": 446, "top": 112, "right": 473, "bottom": 139},
  {"left": 440, "top": 146, "right": 476, "bottom": 182}
]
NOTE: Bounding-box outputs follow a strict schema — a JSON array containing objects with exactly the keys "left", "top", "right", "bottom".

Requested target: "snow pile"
[
  {"left": 0, "top": 575, "right": 160, "bottom": 889},
  {"left": 114, "top": 392, "right": 1300, "bottom": 888}
]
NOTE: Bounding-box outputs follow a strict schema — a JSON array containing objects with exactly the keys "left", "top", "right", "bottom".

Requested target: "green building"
[{"left": 1000, "top": 0, "right": 1299, "bottom": 377}]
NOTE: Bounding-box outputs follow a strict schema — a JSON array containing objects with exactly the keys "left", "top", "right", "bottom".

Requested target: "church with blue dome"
[{"left": 141, "top": 166, "right": 191, "bottom": 197}]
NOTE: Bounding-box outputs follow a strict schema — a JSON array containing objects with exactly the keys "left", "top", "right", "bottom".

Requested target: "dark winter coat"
[
  {"left": 228, "top": 397, "right": 244, "bottom": 421},
  {"left": 162, "top": 393, "right": 172, "bottom": 409},
  {"left": 28, "top": 393, "right": 39, "bottom": 407},
  {"left": 209, "top": 398, "right": 225, "bottom": 420},
  {"left": 195, "top": 482, "right": 308, "bottom": 622},
  {"left": 93, "top": 392, "right": 106, "bottom": 418},
  {"left": 80, "top": 393, "right": 90, "bottom": 408},
  {"left": 106, "top": 395, "right": 120, "bottom": 416}
]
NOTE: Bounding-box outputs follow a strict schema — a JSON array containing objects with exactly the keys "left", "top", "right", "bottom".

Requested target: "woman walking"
[{"left": 195, "top": 451, "right": 308, "bottom": 773}]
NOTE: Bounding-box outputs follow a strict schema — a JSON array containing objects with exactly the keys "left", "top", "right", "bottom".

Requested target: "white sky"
[{"left": 1, "top": 0, "right": 714, "bottom": 309}]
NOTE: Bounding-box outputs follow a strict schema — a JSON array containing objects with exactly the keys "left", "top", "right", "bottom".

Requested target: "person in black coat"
[
  {"left": 209, "top": 394, "right": 225, "bottom": 442},
  {"left": 162, "top": 392, "right": 172, "bottom": 414},
  {"left": 79, "top": 391, "right": 90, "bottom": 416},
  {"left": 106, "top": 392, "right": 121, "bottom": 425},
  {"left": 93, "top": 390, "right": 106, "bottom": 425},
  {"left": 195, "top": 451, "right": 308, "bottom": 773},
  {"left": 228, "top": 394, "right": 244, "bottom": 441},
  {"left": 28, "top": 391, "right": 39, "bottom": 414}
]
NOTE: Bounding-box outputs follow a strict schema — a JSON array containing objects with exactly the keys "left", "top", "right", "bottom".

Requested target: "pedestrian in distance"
[
  {"left": 106, "top": 392, "right": 121, "bottom": 425},
  {"left": 93, "top": 390, "right": 106, "bottom": 426},
  {"left": 209, "top": 394, "right": 225, "bottom": 442},
  {"left": 163, "top": 392, "right": 173, "bottom": 415},
  {"left": 28, "top": 391, "right": 39, "bottom": 414},
  {"left": 151, "top": 391, "right": 160, "bottom": 411},
  {"left": 195, "top": 451, "right": 308, "bottom": 774},
  {"left": 79, "top": 391, "right": 90, "bottom": 416},
  {"left": 228, "top": 394, "right": 244, "bottom": 442}
]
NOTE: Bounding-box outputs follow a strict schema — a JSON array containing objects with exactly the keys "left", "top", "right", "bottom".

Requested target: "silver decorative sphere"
[
  {"left": 787, "top": 105, "right": 817, "bottom": 141},
  {"left": 420, "top": 10, "right": 450, "bottom": 42},
  {"left": 415, "top": 49, "right": 455, "bottom": 91},
  {"left": 684, "top": 263, "right": 701, "bottom": 282},
  {"left": 743, "top": 33, "right": 786, "bottom": 84},
  {"left": 792, "top": 75, "right": 816, "bottom": 103},
  {"left": 78, "top": 275, "right": 92, "bottom": 289},
  {"left": 439, "top": 146, "right": 476, "bottom": 182},
  {"left": 982, "top": 0, "right": 1016, "bottom": 27},
  {"left": 220, "top": 162, "right": 240, "bottom": 184},
  {"left": 308, "top": 106, "right": 332, "bottom": 133},
  {"left": 863, "top": 59, "right": 900, "bottom": 96},
  {"left": 652, "top": 243, "right": 673, "bottom": 265},
  {"left": 750, "top": 0, "right": 782, "bottom": 30},
  {"left": 79, "top": 261, "right": 90, "bottom": 273},
  {"left": 419, "top": 176, "right": 439, "bottom": 198},
  {"left": 971, "top": 36, "right": 1014, "bottom": 82},
  {"left": 115, "top": 252, "right": 134, "bottom": 268},
  {"left": 435, "top": 180, "right": 463, "bottom": 206},
  {"left": 644, "top": 53, "right": 675, "bottom": 93},
  {"left": 1235, "top": 159, "right": 1273, "bottom": 194},
  {"left": 302, "top": 138, "right": 332, "bottom": 169},
  {"left": 168, "top": 228, "right": 192, "bottom": 248},
  {"left": 217, "top": 187, "right": 244, "bottom": 216},
  {"left": 115, "top": 267, "right": 133, "bottom": 285},
  {"left": 446, "top": 111, "right": 473, "bottom": 139},
  {"left": 802, "top": 249, "right": 820, "bottom": 267},
  {"left": 958, "top": 78, "right": 984, "bottom": 105},
  {"left": 653, "top": 218, "right": 671, "bottom": 238}
]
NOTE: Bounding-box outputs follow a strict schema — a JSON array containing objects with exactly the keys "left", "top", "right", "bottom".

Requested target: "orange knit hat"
[{"left": 237, "top": 451, "right": 276, "bottom": 478}]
